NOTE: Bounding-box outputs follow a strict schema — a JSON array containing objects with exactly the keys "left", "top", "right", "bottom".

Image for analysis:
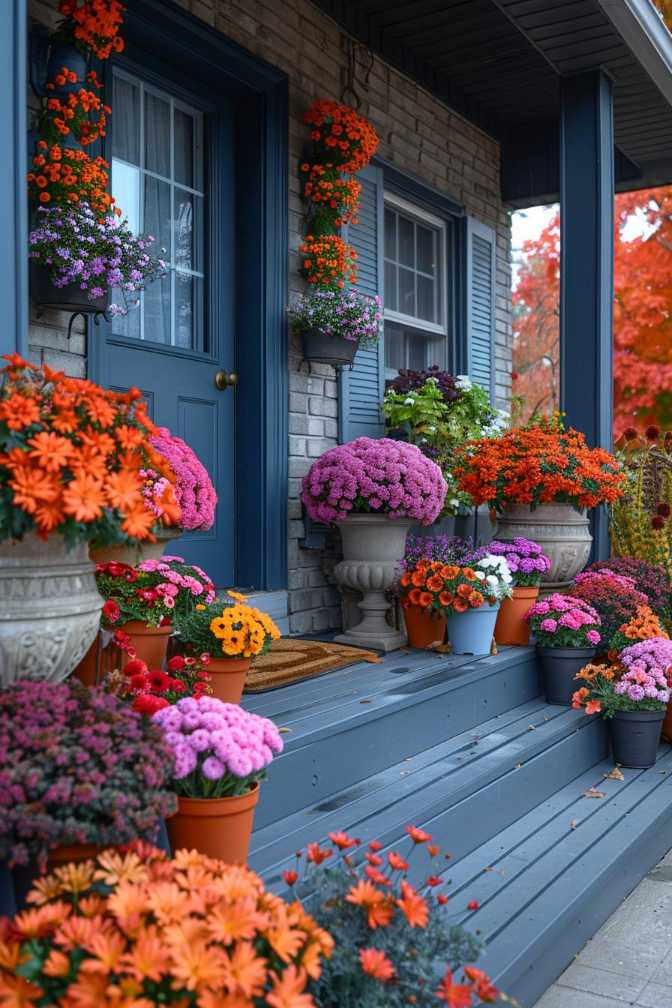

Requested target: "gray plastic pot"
[
  {"left": 301, "top": 328, "right": 358, "bottom": 366},
  {"left": 536, "top": 645, "right": 596, "bottom": 706},
  {"left": 609, "top": 709, "right": 665, "bottom": 769}
]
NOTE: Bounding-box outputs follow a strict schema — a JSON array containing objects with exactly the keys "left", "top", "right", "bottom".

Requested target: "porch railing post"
[
  {"left": 0, "top": 0, "right": 28, "bottom": 358},
  {"left": 559, "top": 69, "right": 614, "bottom": 561}
]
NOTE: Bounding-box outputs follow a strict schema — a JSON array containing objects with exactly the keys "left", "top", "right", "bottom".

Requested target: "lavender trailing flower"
[
  {"left": 401, "top": 533, "right": 488, "bottom": 572},
  {"left": 487, "top": 538, "right": 551, "bottom": 587},
  {"left": 29, "top": 202, "right": 167, "bottom": 315},
  {"left": 289, "top": 288, "right": 382, "bottom": 347}
]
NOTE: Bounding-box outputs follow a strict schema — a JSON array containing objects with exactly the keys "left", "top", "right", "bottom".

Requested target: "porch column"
[
  {"left": 559, "top": 70, "right": 614, "bottom": 560},
  {"left": 0, "top": 0, "right": 28, "bottom": 357}
]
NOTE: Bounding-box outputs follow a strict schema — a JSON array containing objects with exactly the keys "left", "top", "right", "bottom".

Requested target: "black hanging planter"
[
  {"left": 30, "top": 262, "right": 109, "bottom": 315},
  {"left": 46, "top": 43, "right": 87, "bottom": 92},
  {"left": 301, "top": 327, "right": 358, "bottom": 366},
  {"left": 609, "top": 709, "right": 665, "bottom": 769},
  {"left": 536, "top": 645, "right": 596, "bottom": 705}
]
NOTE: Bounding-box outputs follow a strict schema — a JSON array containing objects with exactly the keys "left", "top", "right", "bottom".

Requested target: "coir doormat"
[{"left": 246, "top": 638, "right": 381, "bottom": 693}]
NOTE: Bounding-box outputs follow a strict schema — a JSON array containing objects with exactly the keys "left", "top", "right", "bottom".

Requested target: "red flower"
[
  {"left": 123, "top": 658, "right": 147, "bottom": 677},
  {"left": 623, "top": 426, "right": 638, "bottom": 441},
  {"left": 425, "top": 875, "right": 442, "bottom": 887},
  {"left": 364, "top": 866, "right": 391, "bottom": 887},
  {"left": 435, "top": 969, "right": 474, "bottom": 1007},
  {"left": 652, "top": 515, "right": 666, "bottom": 530},
  {"left": 102, "top": 599, "right": 120, "bottom": 623},
  {"left": 657, "top": 502, "right": 671, "bottom": 518},
  {"left": 463, "top": 966, "right": 498, "bottom": 1003},
  {"left": 129, "top": 673, "right": 148, "bottom": 691},
  {"left": 467, "top": 900, "right": 479, "bottom": 911},
  {"left": 646, "top": 424, "right": 660, "bottom": 442},
  {"left": 282, "top": 870, "right": 298, "bottom": 886},
  {"left": 387, "top": 851, "right": 409, "bottom": 872},
  {"left": 437, "top": 894, "right": 449, "bottom": 905},
  {"left": 405, "top": 825, "right": 432, "bottom": 844},
  {"left": 359, "top": 948, "right": 395, "bottom": 983},
  {"left": 368, "top": 840, "right": 383, "bottom": 852},
  {"left": 133, "top": 694, "right": 169, "bottom": 715},
  {"left": 328, "top": 831, "right": 358, "bottom": 850},
  {"left": 306, "top": 843, "right": 332, "bottom": 865},
  {"left": 147, "top": 670, "right": 171, "bottom": 693},
  {"left": 366, "top": 852, "right": 383, "bottom": 867},
  {"left": 167, "top": 655, "right": 186, "bottom": 670}
]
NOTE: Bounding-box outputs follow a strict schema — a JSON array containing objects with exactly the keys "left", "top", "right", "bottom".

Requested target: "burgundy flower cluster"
[
  {"left": 586, "top": 557, "right": 672, "bottom": 622},
  {"left": 0, "top": 679, "right": 176, "bottom": 867},
  {"left": 570, "top": 571, "right": 649, "bottom": 647}
]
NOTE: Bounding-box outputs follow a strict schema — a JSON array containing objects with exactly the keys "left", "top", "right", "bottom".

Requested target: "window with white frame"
[
  {"left": 110, "top": 68, "right": 205, "bottom": 349},
  {"left": 383, "top": 193, "right": 449, "bottom": 378}
]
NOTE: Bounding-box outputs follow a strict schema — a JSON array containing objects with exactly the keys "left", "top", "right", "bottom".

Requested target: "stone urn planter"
[
  {"left": 0, "top": 533, "right": 103, "bottom": 685},
  {"left": 334, "top": 515, "right": 413, "bottom": 651},
  {"left": 494, "top": 503, "right": 591, "bottom": 592}
]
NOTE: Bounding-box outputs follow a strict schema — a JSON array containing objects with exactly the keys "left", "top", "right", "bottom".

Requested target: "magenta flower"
[
  {"left": 150, "top": 428, "right": 217, "bottom": 531},
  {"left": 526, "top": 592, "right": 601, "bottom": 648},
  {"left": 301, "top": 437, "right": 447, "bottom": 525}
]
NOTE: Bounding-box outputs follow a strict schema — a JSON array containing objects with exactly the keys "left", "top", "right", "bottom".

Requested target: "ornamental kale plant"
[
  {"left": 0, "top": 679, "right": 176, "bottom": 867},
  {"left": 573, "top": 637, "right": 672, "bottom": 717},
  {"left": 301, "top": 437, "right": 447, "bottom": 525},
  {"left": 525, "top": 593, "right": 602, "bottom": 649},
  {"left": 290, "top": 288, "right": 382, "bottom": 347},
  {"left": 153, "top": 697, "right": 283, "bottom": 798},
  {"left": 283, "top": 827, "right": 497, "bottom": 1008},
  {"left": 29, "top": 202, "right": 166, "bottom": 314},
  {"left": 150, "top": 427, "right": 218, "bottom": 531},
  {"left": 570, "top": 571, "right": 649, "bottom": 648},
  {"left": 487, "top": 538, "right": 551, "bottom": 587},
  {"left": 586, "top": 557, "right": 672, "bottom": 623}
]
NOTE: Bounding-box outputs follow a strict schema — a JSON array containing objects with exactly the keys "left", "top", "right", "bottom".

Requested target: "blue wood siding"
[
  {"left": 1, "top": 0, "right": 28, "bottom": 358},
  {"left": 338, "top": 163, "right": 385, "bottom": 443},
  {"left": 466, "top": 216, "right": 496, "bottom": 399}
]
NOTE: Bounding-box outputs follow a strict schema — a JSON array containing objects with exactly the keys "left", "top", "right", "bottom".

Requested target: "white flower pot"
[
  {"left": 334, "top": 514, "right": 412, "bottom": 652},
  {"left": 494, "top": 503, "right": 592, "bottom": 592},
  {"left": 0, "top": 533, "right": 103, "bottom": 685}
]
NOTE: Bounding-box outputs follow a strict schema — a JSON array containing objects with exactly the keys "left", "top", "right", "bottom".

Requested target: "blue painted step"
[
  {"left": 248, "top": 700, "right": 607, "bottom": 891},
  {"left": 443, "top": 744, "right": 672, "bottom": 1007},
  {"left": 243, "top": 646, "right": 540, "bottom": 828}
]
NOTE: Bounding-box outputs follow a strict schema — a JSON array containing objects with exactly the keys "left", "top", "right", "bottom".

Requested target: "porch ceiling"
[{"left": 313, "top": 0, "right": 672, "bottom": 203}]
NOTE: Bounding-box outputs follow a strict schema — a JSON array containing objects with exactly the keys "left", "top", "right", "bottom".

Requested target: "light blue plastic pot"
[{"left": 447, "top": 601, "right": 500, "bottom": 656}]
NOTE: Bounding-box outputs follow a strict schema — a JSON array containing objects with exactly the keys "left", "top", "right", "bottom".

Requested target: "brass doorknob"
[{"left": 214, "top": 369, "right": 238, "bottom": 390}]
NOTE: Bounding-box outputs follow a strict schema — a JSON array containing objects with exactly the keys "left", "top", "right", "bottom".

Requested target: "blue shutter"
[
  {"left": 338, "top": 163, "right": 385, "bottom": 442},
  {"left": 466, "top": 217, "right": 496, "bottom": 399}
]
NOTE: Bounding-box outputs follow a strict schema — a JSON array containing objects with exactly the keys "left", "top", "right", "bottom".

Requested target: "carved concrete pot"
[
  {"left": 0, "top": 534, "right": 103, "bottom": 686},
  {"left": 494, "top": 503, "right": 592, "bottom": 592},
  {"left": 334, "top": 515, "right": 412, "bottom": 652}
]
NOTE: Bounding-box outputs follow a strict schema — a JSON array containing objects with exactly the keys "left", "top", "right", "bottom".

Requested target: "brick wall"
[{"left": 27, "top": 0, "right": 513, "bottom": 635}]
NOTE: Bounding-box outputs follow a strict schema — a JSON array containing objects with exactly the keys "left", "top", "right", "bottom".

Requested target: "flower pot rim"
[
  {"left": 207, "top": 656, "right": 252, "bottom": 672},
  {"left": 335, "top": 514, "right": 415, "bottom": 526},
  {"left": 511, "top": 586, "right": 541, "bottom": 597},
  {"left": 611, "top": 708, "right": 666, "bottom": 722},
  {"left": 535, "top": 644, "right": 596, "bottom": 657},
  {"left": 120, "top": 620, "right": 174, "bottom": 636},
  {"left": 176, "top": 782, "right": 260, "bottom": 816}
]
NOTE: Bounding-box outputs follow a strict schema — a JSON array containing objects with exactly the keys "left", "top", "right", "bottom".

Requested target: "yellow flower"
[
  {"left": 195, "top": 603, "right": 206, "bottom": 611},
  {"left": 227, "top": 590, "right": 249, "bottom": 602}
]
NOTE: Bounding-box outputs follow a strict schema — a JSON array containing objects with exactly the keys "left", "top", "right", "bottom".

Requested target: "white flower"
[
  {"left": 486, "top": 574, "right": 499, "bottom": 588},
  {"left": 404, "top": 396, "right": 415, "bottom": 405},
  {"left": 427, "top": 425, "right": 436, "bottom": 433},
  {"left": 474, "top": 570, "right": 486, "bottom": 580},
  {"left": 455, "top": 375, "right": 473, "bottom": 391}
]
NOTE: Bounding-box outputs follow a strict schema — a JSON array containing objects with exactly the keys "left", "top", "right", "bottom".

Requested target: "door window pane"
[
  {"left": 111, "top": 69, "right": 206, "bottom": 349},
  {"left": 384, "top": 320, "right": 449, "bottom": 379}
]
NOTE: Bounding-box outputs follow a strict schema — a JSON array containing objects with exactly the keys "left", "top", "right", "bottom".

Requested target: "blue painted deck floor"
[{"left": 242, "top": 647, "right": 672, "bottom": 1007}]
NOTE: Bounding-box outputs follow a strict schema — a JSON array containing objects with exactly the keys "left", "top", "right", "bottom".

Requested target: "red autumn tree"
[{"left": 512, "top": 189, "right": 672, "bottom": 436}]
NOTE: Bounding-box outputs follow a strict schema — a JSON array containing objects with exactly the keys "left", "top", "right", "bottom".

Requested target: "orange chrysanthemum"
[{"left": 359, "top": 947, "right": 395, "bottom": 983}]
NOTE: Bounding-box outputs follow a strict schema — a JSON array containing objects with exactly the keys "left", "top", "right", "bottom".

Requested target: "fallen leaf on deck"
[
  {"left": 279, "top": 727, "right": 292, "bottom": 734},
  {"left": 605, "top": 767, "right": 624, "bottom": 781},
  {"left": 359, "top": 699, "right": 372, "bottom": 704},
  {"left": 582, "top": 788, "right": 606, "bottom": 799},
  {"left": 528, "top": 725, "right": 536, "bottom": 731},
  {"left": 434, "top": 643, "right": 452, "bottom": 654}
]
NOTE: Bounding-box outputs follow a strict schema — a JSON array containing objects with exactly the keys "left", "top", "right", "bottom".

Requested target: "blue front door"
[{"left": 93, "top": 64, "right": 235, "bottom": 586}]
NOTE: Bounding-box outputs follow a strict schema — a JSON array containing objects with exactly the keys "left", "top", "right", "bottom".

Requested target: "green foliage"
[{"left": 382, "top": 377, "right": 507, "bottom": 515}]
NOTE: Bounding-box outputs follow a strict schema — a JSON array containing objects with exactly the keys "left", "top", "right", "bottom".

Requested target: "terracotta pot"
[
  {"left": 167, "top": 784, "right": 260, "bottom": 864},
  {"left": 72, "top": 633, "right": 124, "bottom": 686},
  {"left": 494, "top": 503, "right": 592, "bottom": 592},
  {"left": 662, "top": 702, "right": 672, "bottom": 743},
  {"left": 403, "top": 606, "right": 447, "bottom": 649},
  {"left": 91, "top": 527, "right": 183, "bottom": 567},
  {"left": 47, "top": 843, "right": 104, "bottom": 867},
  {"left": 120, "top": 621, "right": 173, "bottom": 667},
  {"left": 494, "top": 586, "right": 539, "bottom": 646},
  {"left": 208, "top": 657, "right": 252, "bottom": 704}
]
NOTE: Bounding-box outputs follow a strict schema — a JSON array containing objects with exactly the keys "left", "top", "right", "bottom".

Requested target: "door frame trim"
[{"left": 89, "top": 0, "right": 288, "bottom": 591}]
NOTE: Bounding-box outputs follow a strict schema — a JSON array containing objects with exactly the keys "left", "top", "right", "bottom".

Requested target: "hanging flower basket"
[{"left": 30, "top": 260, "right": 108, "bottom": 314}]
